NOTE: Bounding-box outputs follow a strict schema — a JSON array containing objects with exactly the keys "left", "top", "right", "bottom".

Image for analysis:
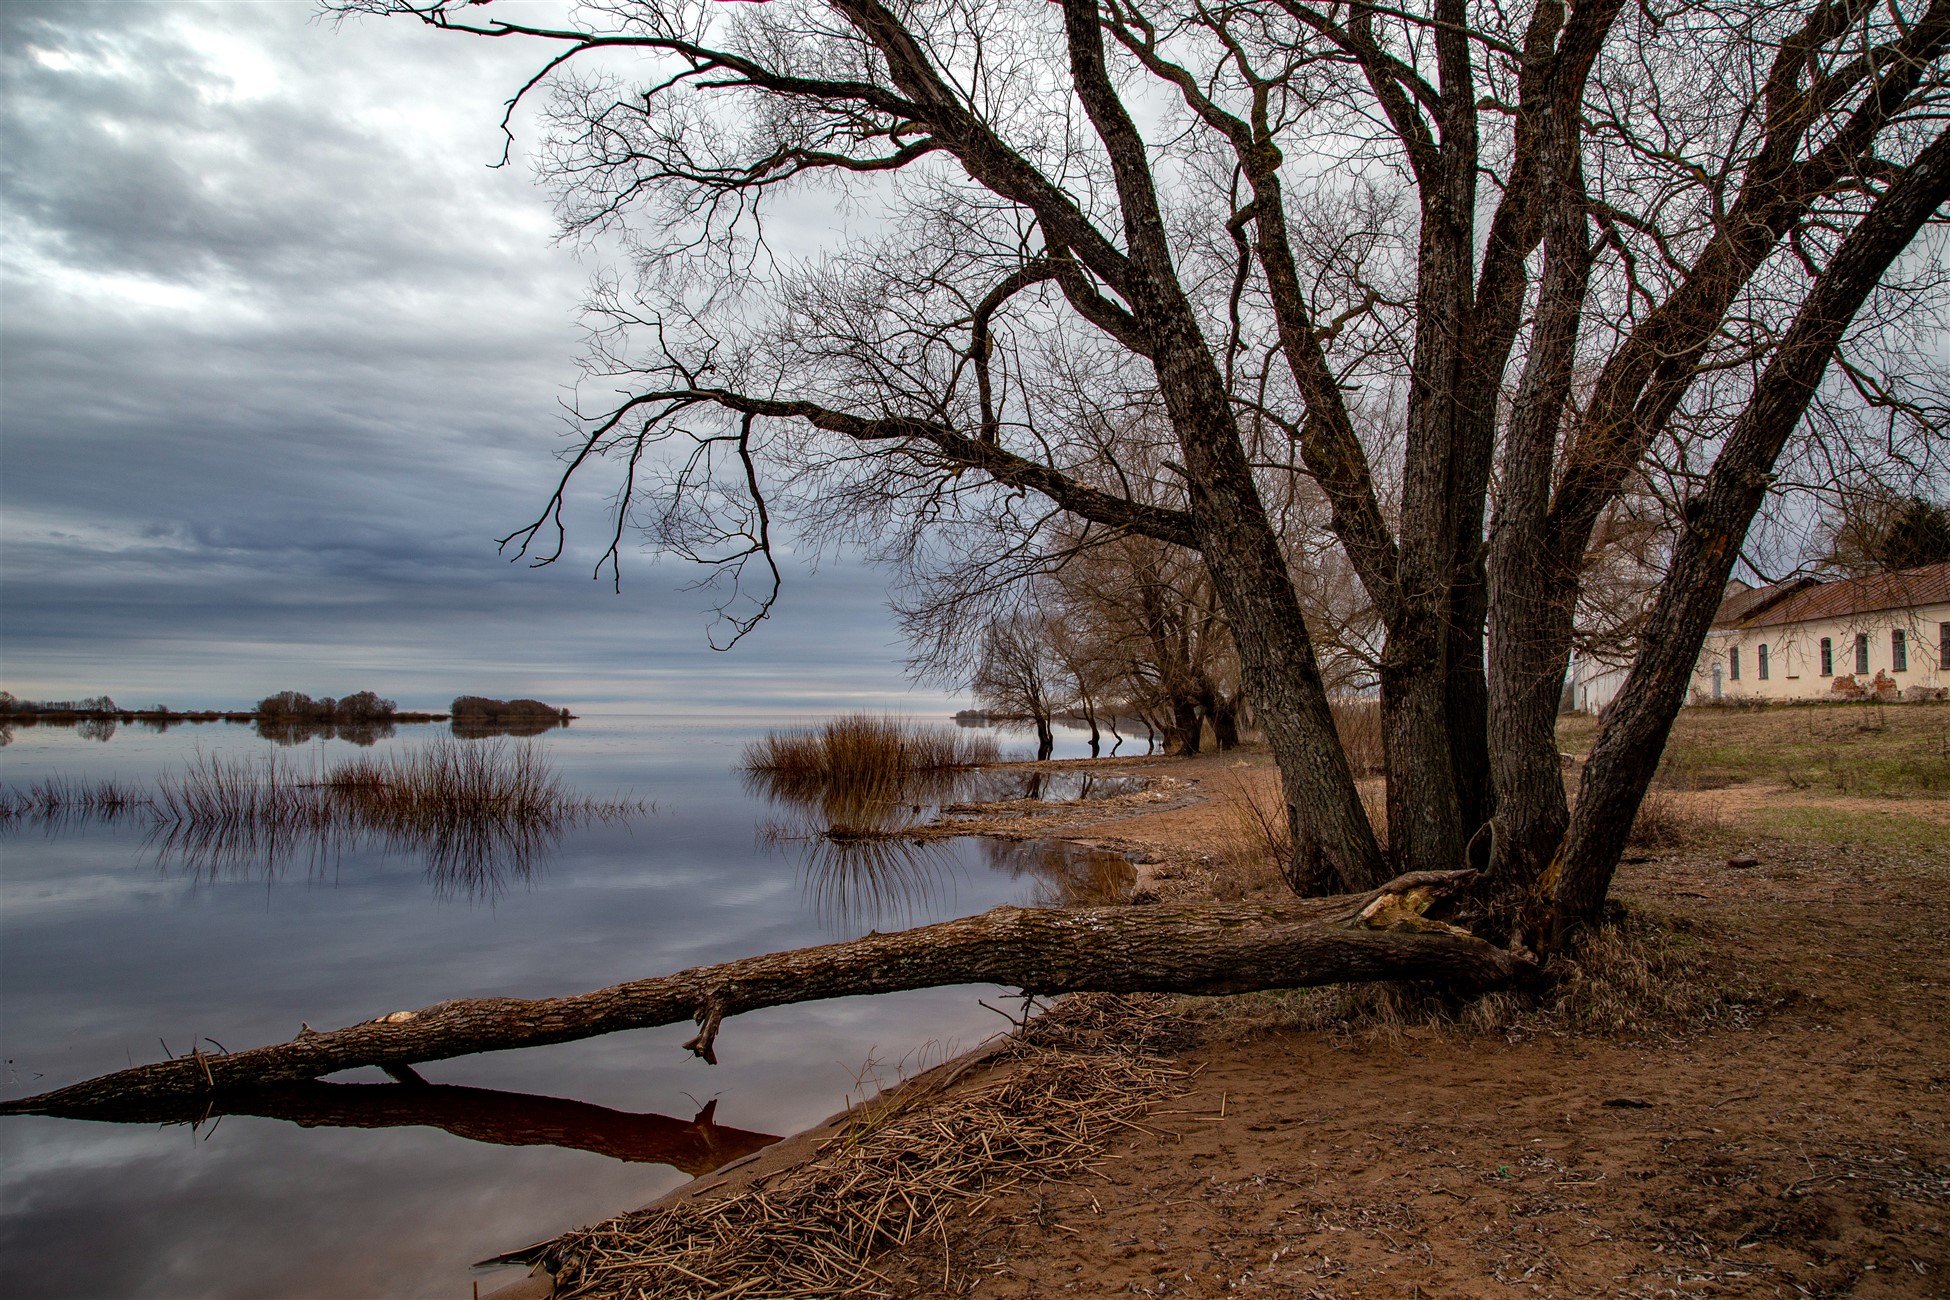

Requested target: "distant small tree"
[{"left": 972, "top": 615, "right": 1068, "bottom": 760}]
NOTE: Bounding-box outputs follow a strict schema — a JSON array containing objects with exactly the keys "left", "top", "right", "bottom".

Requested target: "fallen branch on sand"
[{"left": 1, "top": 870, "right": 1532, "bottom": 1119}]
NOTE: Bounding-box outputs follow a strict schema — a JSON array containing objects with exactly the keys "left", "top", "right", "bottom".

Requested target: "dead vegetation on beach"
[
  {"left": 539, "top": 997, "right": 1190, "bottom": 1300},
  {"left": 502, "top": 701, "right": 1950, "bottom": 1300}
]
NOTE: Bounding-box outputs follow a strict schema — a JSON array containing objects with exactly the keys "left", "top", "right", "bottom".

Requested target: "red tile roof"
[
  {"left": 1715, "top": 562, "right": 1950, "bottom": 629},
  {"left": 1711, "top": 578, "right": 1817, "bottom": 627}
]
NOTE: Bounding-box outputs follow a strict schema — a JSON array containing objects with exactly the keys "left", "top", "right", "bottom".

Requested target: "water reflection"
[
  {"left": 255, "top": 718, "right": 397, "bottom": 746},
  {"left": 2, "top": 742, "right": 642, "bottom": 901},
  {"left": 747, "top": 763, "right": 1140, "bottom": 929},
  {"left": 981, "top": 839, "right": 1137, "bottom": 907},
  {"left": 451, "top": 717, "right": 570, "bottom": 740},
  {"left": 139, "top": 811, "right": 572, "bottom": 899},
  {"left": 36, "top": 1083, "right": 779, "bottom": 1176}
]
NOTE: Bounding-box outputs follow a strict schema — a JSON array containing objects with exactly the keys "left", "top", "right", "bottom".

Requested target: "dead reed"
[
  {"left": 0, "top": 741, "right": 642, "bottom": 890},
  {"left": 1329, "top": 697, "right": 1385, "bottom": 777},
  {"left": 743, "top": 715, "right": 999, "bottom": 789},
  {"left": 542, "top": 996, "right": 1186, "bottom": 1300}
]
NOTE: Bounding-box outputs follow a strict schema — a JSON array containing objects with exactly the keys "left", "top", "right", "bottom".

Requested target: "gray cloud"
[{"left": 0, "top": 1, "right": 938, "bottom": 715}]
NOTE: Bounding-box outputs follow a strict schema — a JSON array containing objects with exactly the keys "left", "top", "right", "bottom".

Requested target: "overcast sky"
[{"left": 1, "top": 0, "right": 935, "bottom": 715}]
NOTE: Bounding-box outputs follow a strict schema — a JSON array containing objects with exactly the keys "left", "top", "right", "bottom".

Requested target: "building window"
[
  {"left": 1941, "top": 622, "right": 1949, "bottom": 670},
  {"left": 1893, "top": 629, "right": 1907, "bottom": 672},
  {"left": 1729, "top": 647, "right": 1740, "bottom": 681},
  {"left": 1820, "top": 637, "right": 1833, "bottom": 676},
  {"left": 1855, "top": 633, "right": 1870, "bottom": 675},
  {"left": 1758, "top": 644, "right": 1770, "bottom": 680}
]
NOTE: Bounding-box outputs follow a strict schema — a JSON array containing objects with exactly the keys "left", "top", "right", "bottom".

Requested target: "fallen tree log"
[
  {"left": 1, "top": 870, "right": 1532, "bottom": 1118},
  {"left": 30, "top": 1082, "right": 779, "bottom": 1175}
]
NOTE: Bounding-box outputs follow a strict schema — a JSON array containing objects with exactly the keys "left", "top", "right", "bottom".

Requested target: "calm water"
[{"left": 0, "top": 714, "right": 1130, "bottom": 1298}]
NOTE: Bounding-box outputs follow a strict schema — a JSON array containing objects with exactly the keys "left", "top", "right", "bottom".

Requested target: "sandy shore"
[{"left": 487, "top": 741, "right": 1950, "bottom": 1298}]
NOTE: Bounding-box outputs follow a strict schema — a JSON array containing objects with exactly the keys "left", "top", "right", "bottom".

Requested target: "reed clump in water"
[
  {"left": 0, "top": 741, "right": 642, "bottom": 892},
  {"left": 742, "top": 714, "right": 999, "bottom": 837},
  {"left": 743, "top": 714, "right": 996, "bottom": 783}
]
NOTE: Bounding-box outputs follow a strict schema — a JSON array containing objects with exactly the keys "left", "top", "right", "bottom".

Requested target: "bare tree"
[
  {"left": 326, "top": 0, "right": 1948, "bottom": 949},
  {"left": 1820, "top": 488, "right": 1950, "bottom": 574},
  {"left": 971, "top": 612, "right": 1068, "bottom": 758}
]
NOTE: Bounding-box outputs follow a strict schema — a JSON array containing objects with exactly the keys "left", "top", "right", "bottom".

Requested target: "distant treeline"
[
  {"left": 450, "top": 697, "right": 573, "bottom": 722},
  {"left": 256, "top": 690, "right": 399, "bottom": 721},
  {"left": 1, "top": 693, "right": 128, "bottom": 716}
]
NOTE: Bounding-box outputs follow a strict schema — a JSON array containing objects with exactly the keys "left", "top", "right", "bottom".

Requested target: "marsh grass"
[
  {"left": 743, "top": 714, "right": 999, "bottom": 785},
  {"left": 0, "top": 740, "right": 642, "bottom": 894}
]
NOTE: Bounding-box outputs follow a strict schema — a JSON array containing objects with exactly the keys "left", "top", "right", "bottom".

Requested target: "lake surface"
[{"left": 0, "top": 714, "right": 1129, "bottom": 1298}]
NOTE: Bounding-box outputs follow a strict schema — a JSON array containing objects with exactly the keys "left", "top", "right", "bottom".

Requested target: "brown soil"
[
  {"left": 495, "top": 737, "right": 1949, "bottom": 1298},
  {"left": 880, "top": 753, "right": 1950, "bottom": 1298}
]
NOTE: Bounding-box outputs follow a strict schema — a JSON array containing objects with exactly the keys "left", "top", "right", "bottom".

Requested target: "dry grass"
[
  {"left": 1559, "top": 698, "right": 1950, "bottom": 796},
  {"left": 1626, "top": 784, "right": 1726, "bottom": 848},
  {"left": 744, "top": 715, "right": 999, "bottom": 786},
  {"left": 1207, "top": 771, "right": 1292, "bottom": 901},
  {"left": 1169, "top": 909, "right": 1758, "bottom": 1045},
  {"left": 540, "top": 996, "right": 1187, "bottom": 1300},
  {"left": 0, "top": 741, "right": 642, "bottom": 891},
  {"left": 1329, "top": 697, "right": 1384, "bottom": 777}
]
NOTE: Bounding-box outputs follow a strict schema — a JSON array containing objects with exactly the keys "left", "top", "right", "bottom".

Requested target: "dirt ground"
[
  {"left": 869, "top": 722, "right": 1950, "bottom": 1298},
  {"left": 497, "top": 707, "right": 1948, "bottom": 1299}
]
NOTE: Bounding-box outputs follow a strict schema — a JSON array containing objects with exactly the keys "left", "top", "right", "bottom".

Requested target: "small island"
[{"left": 0, "top": 691, "right": 575, "bottom": 735}]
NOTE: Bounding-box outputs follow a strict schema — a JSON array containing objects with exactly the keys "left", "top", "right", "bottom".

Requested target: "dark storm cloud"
[{"left": 0, "top": 1, "right": 940, "bottom": 714}]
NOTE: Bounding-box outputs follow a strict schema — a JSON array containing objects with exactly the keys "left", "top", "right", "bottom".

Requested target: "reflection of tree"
[
  {"left": 981, "top": 840, "right": 1135, "bottom": 909},
  {"left": 451, "top": 717, "right": 566, "bottom": 740},
  {"left": 746, "top": 763, "right": 1136, "bottom": 927},
  {"left": 254, "top": 719, "right": 397, "bottom": 747},
  {"left": 75, "top": 717, "right": 117, "bottom": 743},
  {"left": 34, "top": 1081, "right": 778, "bottom": 1175}
]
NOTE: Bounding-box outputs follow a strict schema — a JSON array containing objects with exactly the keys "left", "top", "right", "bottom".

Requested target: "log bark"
[{"left": 1, "top": 871, "right": 1530, "bottom": 1118}]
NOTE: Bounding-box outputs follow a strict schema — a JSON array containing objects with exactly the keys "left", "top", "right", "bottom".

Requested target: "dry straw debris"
[{"left": 541, "top": 996, "right": 1188, "bottom": 1300}]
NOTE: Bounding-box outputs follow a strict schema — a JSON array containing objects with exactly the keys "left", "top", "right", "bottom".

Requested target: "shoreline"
[
  {"left": 473, "top": 715, "right": 1950, "bottom": 1297},
  {"left": 476, "top": 745, "right": 1257, "bottom": 1299}
]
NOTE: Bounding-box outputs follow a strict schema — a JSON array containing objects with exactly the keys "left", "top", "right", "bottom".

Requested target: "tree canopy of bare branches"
[{"left": 335, "top": 0, "right": 1950, "bottom": 946}]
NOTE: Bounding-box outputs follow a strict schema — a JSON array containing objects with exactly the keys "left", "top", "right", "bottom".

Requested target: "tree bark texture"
[{"left": 2, "top": 872, "right": 1530, "bottom": 1118}]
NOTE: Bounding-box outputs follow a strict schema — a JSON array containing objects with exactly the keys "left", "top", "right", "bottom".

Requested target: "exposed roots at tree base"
[
  {"left": 1168, "top": 907, "right": 1770, "bottom": 1043},
  {"left": 542, "top": 995, "right": 1189, "bottom": 1300}
]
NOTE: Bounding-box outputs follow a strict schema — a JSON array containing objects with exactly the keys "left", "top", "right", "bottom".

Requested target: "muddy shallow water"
[{"left": 0, "top": 714, "right": 1128, "bottom": 1299}]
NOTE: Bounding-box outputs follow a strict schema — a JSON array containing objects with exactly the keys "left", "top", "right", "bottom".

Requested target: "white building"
[{"left": 1691, "top": 562, "right": 1950, "bottom": 703}]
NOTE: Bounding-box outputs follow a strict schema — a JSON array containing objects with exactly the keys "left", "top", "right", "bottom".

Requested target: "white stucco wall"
[{"left": 1690, "top": 601, "right": 1950, "bottom": 702}]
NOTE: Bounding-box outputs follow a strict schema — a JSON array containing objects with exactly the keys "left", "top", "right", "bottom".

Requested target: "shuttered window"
[{"left": 1730, "top": 647, "right": 1740, "bottom": 680}]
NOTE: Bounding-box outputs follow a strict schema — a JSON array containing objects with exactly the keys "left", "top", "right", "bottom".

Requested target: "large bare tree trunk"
[{"left": 2, "top": 872, "right": 1530, "bottom": 1119}]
